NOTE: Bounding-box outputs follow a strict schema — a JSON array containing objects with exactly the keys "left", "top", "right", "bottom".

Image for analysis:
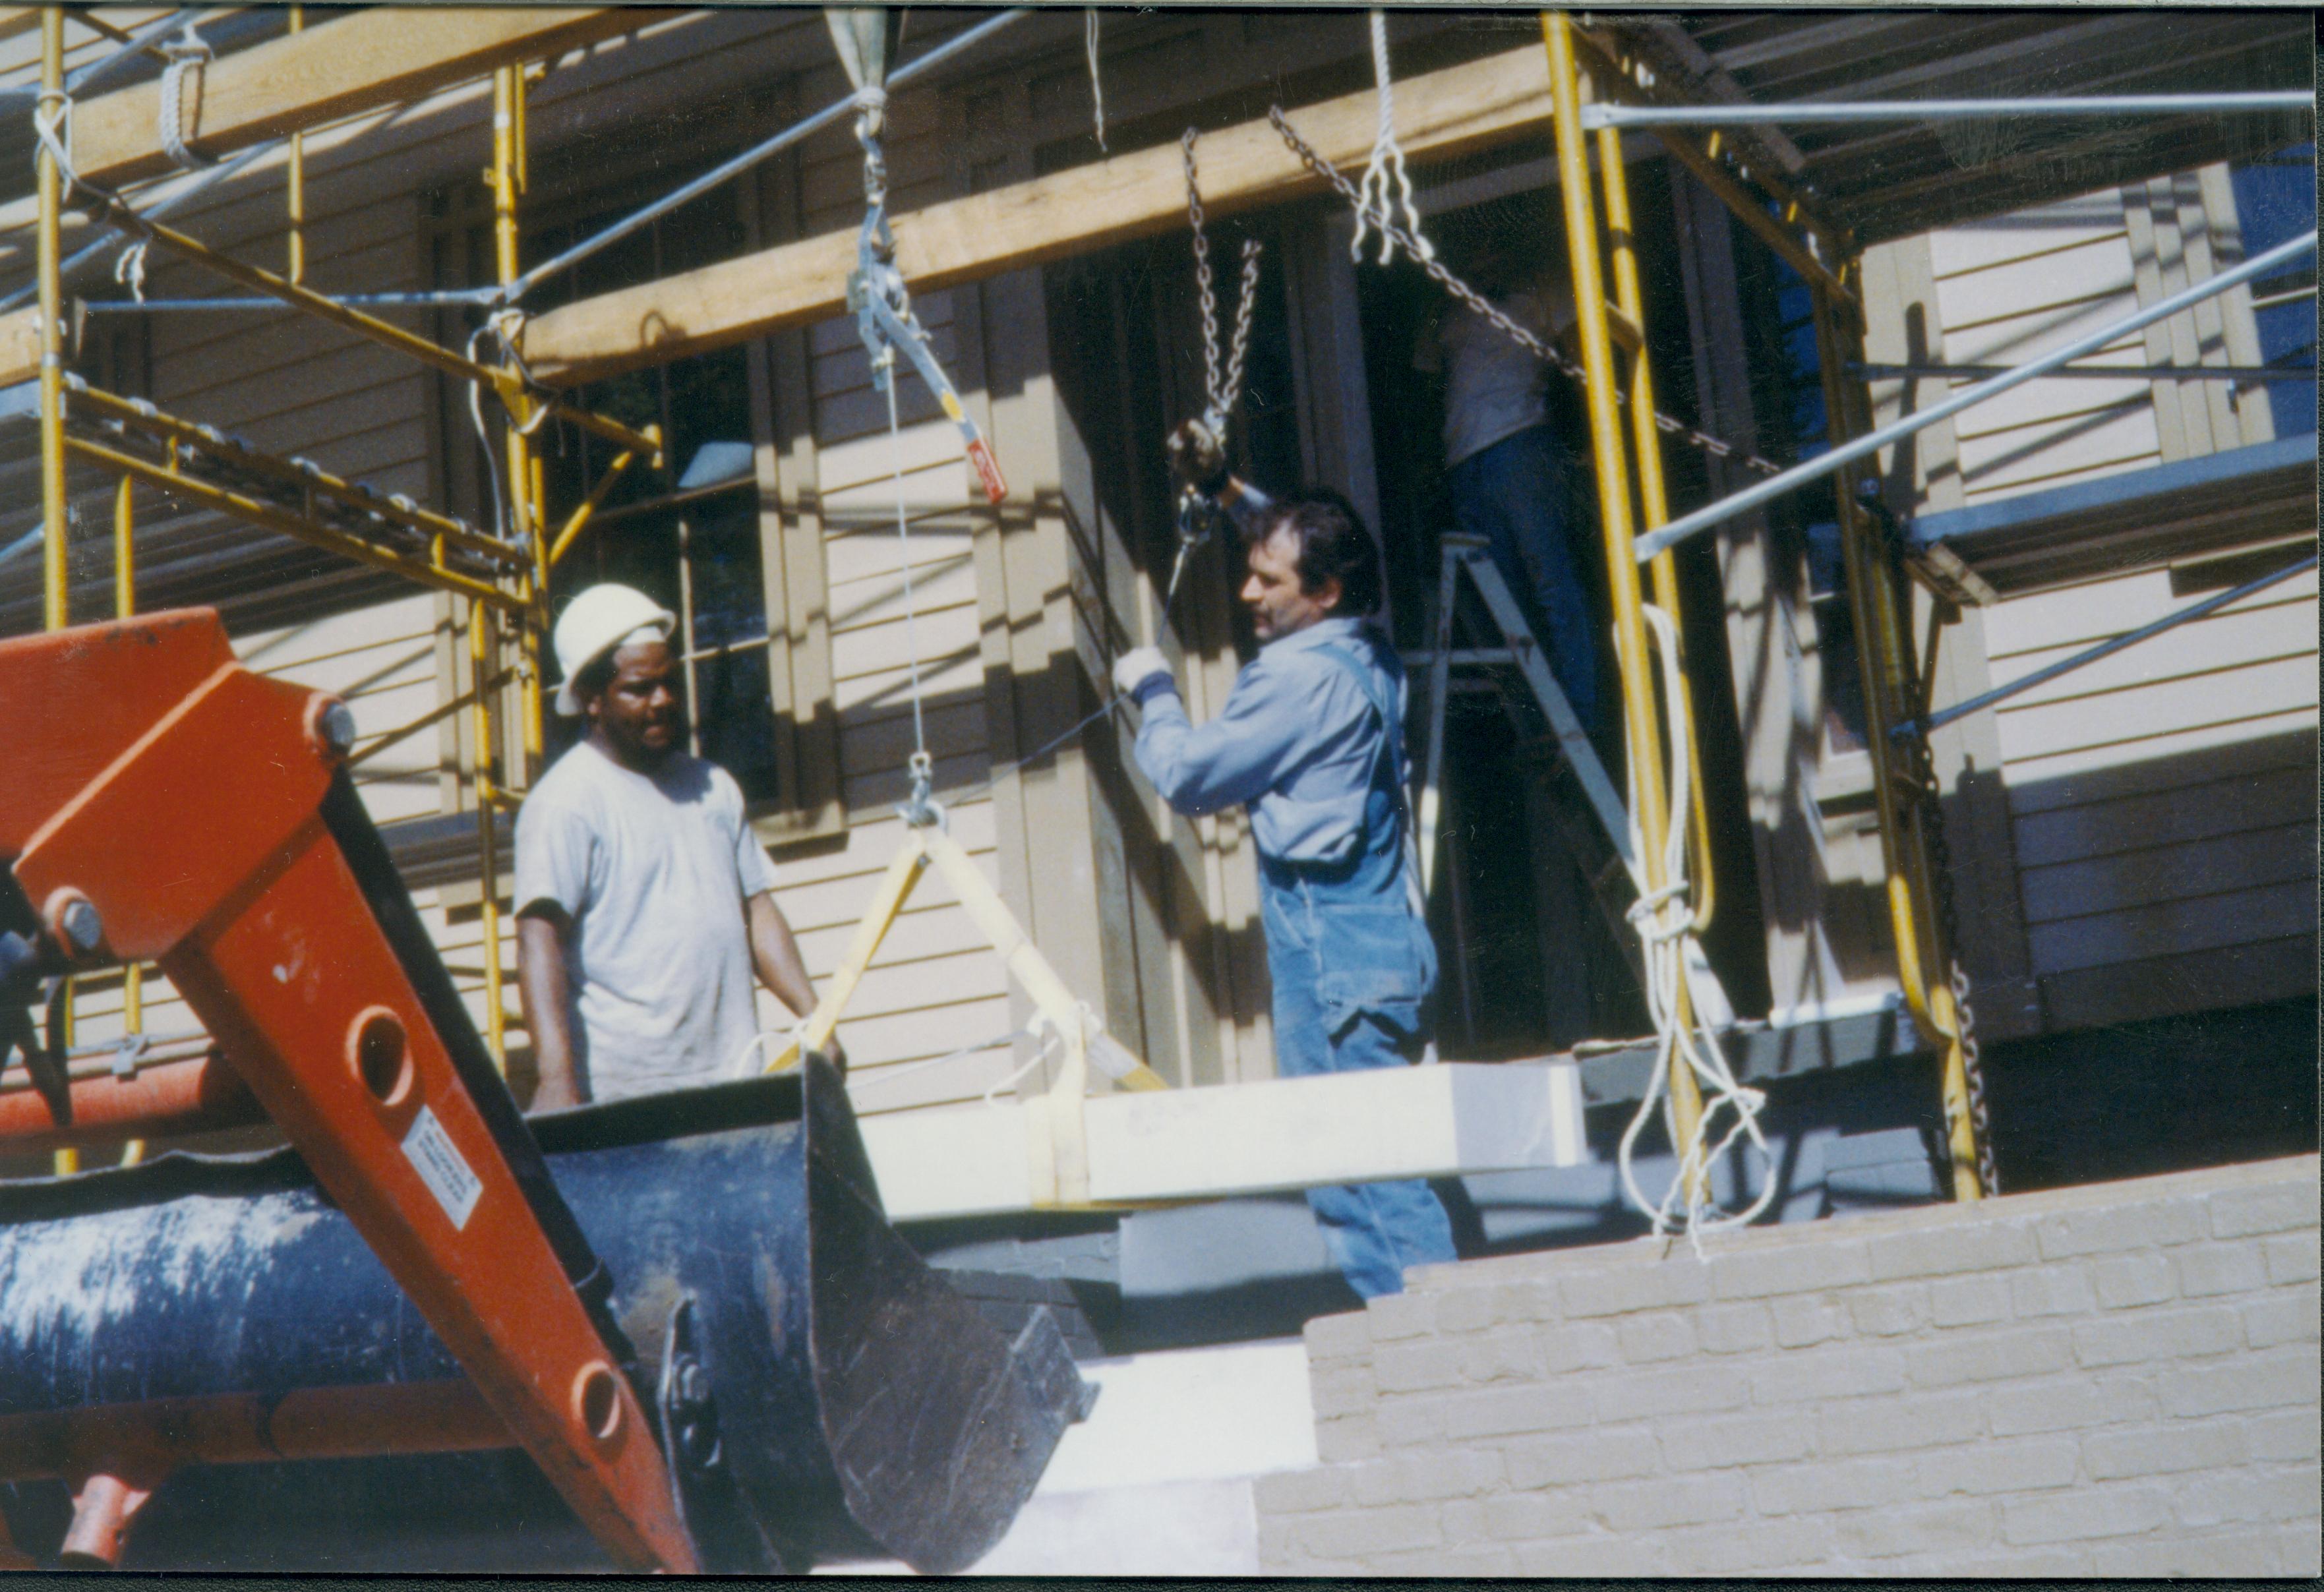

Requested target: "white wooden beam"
[{"left": 858, "top": 1061, "right": 1589, "bottom": 1223}]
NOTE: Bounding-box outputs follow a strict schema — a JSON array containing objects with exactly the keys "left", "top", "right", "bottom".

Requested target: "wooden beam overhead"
[
  {"left": 522, "top": 44, "right": 1564, "bottom": 387},
  {"left": 70, "top": 7, "right": 658, "bottom": 190}
]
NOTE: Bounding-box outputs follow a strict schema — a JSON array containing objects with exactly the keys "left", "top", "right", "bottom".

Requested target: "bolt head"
[
  {"left": 59, "top": 899, "right": 102, "bottom": 956},
  {"left": 319, "top": 701, "right": 357, "bottom": 754}
]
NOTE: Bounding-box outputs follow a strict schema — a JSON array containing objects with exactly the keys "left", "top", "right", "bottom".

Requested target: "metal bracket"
[{"left": 110, "top": 1031, "right": 149, "bottom": 1081}]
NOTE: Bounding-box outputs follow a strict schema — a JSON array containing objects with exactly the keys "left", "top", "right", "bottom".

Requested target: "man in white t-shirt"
[
  {"left": 515, "top": 584, "right": 836, "bottom": 1107},
  {"left": 1415, "top": 235, "right": 1600, "bottom": 736}
]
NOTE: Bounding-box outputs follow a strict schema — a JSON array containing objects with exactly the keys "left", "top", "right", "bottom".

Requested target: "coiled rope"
[{"left": 1615, "top": 603, "right": 1776, "bottom": 1250}]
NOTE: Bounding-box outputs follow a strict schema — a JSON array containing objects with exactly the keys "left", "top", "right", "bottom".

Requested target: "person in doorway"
[
  {"left": 515, "top": 583, "right": 839, "bottom": 1108},
  {"left": 1112, "top": 488, "right": 1458, "bottom": 1299},
  {"left": 1415, "top": 233, "right": 1601, "bottom": 736}
]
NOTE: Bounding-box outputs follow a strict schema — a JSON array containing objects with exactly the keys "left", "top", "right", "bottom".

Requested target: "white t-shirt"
[
  {"left": 514, "top": 740, "right": 781, "bottom": 1102},
  {"left": 1426, "top": 285, "right": 1576, "bottom": 467}
]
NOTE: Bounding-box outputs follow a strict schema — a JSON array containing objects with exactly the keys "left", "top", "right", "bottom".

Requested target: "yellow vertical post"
[
  {"left": 52, "top": 981, "right": 76, "bottom": 1177},
  {"left": 40, "top": 8, "right": 71, "bottom": 1178},
  {"left": 469, "top": 599, "right": 506, "bottom": 1071},
  {"left": 1542, "top": 13, "right": 1707, "bottom": 1170},
  {"left": 36, "top": 6, "right": 67, "bottom": 635},
  {"left": 492, "top": 63, "right": 546, "bottom": 774},
  {"left": 287, "top": 7, "right": 305, "bottom": 284},
  {"left": 1807, "top": 286, "right": 1982, "bottom": 1202},
  {"left": 1593, "top": 108, "right": 1717, "bottom": 934},
  {"left": 116, "top": 472, "right": 147, "bottom": 1169}
]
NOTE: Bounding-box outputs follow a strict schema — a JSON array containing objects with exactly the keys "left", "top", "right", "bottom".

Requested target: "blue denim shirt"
[{"left": 1131, "top": 618, "right": 1405, "bottom": 866}]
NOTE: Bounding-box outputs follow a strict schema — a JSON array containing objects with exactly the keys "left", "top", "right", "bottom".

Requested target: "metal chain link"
[
  {"left": 1182, "top": 130, "right": 1261, "bottom": 438},
  {"left": 1872, "top": 501, "right": 2000, "bottom": 1197},
  {"left": 1267, "top": 105, "right": 1785, "bottom": 481}
]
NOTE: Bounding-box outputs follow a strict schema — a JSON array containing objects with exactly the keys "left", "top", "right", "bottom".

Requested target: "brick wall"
[{"left": 1256, "top": 1155, "right": 2320, "bottom": 1576}]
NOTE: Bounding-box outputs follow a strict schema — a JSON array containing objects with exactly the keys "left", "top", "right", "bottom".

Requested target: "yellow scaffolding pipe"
[
  {"left": 1807, "top": 285, "right": 1984, "bottom": 1202},
  {"left": 468, "top": 599, "right": 507, "bottom": 1072},
  {"left": 1592, "top": 110, "right": 1718, "bottom": 937},
  {"left": 287, "top": 6, "right": 305, "bottom": 285},
  {"left": 37, "top": 5, "right": 65, "bottom": 635},
  {"left": 39, "top": 7, "right": 69, "bottom": 1179},
  {"left": 1541, "top": 11, "right": 1708, "bottom": 1166},
  {"left": 493, "top": 62, "right": 546, "bottom": 771},
  {"left": 115, "top": 472, "right": 147, "bottom": 1169}
]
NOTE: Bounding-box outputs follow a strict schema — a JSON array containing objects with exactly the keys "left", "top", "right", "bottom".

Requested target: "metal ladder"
[{"left": 1409, "top": 532, "right": 1735, "bottom": 1028}]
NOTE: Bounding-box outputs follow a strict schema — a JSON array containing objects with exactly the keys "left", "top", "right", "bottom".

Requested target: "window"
[
  {"left": 2228, "top": 142, "right": 2318, "bottom": 440},
  {"left": 428, "top": 132, "right": 840, "bottom": 827},
  {"left": 524, "top": 189, "right": 777, "bottom": 794}
]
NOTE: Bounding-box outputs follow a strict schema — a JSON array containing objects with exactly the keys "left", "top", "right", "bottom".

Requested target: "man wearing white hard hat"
[{"left": 514, "top": 583, "right": 837, "bottom": 1107}]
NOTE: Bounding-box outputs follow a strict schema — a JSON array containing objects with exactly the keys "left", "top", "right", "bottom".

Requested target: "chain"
[
  {"left": 1870, "top": 492, "right": 1999, "bottom": 1197},
  {"left": 1266, "top": 106, "right": 1785, "bottom": 481},
  {"left": 1182, "top": 129, "right": 1262, "bottom": 440}
]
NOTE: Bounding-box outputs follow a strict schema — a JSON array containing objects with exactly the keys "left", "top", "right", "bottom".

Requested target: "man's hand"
[
  {"left": 517, "top": 907, "right": 584, "bottom": 1113},
  {"left": 1113, "top": 645, "right": 1172, "bottom": 701},
  {"left": 810, "top": 1030, "right": 849, "bottom": 1079}
]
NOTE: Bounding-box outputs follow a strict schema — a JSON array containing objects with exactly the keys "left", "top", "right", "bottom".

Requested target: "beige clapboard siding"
[
  {"left": 1928, "top": 198, "right": 2166, "bottom": 506},
  {"left": 1983, "top": 591, "right": 2317, "bottom": 712},
  {"left": 1986, "top": 563, "right": 2318, "bottom": 996},
  {"left": 1919, "top": 171, "right": 2315, "bottom": 1015},
  {"left": 236, "top": 591, "right": 446, "bottom": 826},
  {"left": 1994, "top": 652, "right": 2316, "bottom": 767}
]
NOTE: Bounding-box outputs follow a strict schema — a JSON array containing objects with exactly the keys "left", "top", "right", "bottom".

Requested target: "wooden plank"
[
  {"left": 71, "top": 8, "right": 658, "bottom": 189},
  {"left": 523, "top": 43, "right": 1562, "bottom": 385},
  {"left": 0, "top": 307, "right": 43, "bottom": 388}
]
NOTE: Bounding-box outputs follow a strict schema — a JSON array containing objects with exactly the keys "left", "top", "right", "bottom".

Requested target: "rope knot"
[
  {"left": 32, "top": 87, "right": 75, "bottom": 196},
  {"left": 158, "top": 26, "right": 218, "bottom": 171}
]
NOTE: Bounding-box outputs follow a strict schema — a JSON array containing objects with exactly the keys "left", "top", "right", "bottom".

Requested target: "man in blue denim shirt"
[{"left": 1113, "top": 488, "right": 1458, "bottom": 1298}]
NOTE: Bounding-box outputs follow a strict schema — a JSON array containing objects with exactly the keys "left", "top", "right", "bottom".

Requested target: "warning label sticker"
[{"left": 402, "top": 1105, "right": 483, "bottom": 1231}]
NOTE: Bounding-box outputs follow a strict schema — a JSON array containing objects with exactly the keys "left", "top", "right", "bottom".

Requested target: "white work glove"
[{"left": 1112, "top": 646, "right": 1173, "bottom": 701}]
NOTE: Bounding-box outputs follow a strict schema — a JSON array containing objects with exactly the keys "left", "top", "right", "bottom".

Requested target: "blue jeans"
[
  {"left": 1449, "top": 425, "right": 1600, "bottom": 736},
  {"left": 1263, "top": 844, "right": 1458, "bottom": 1300}
]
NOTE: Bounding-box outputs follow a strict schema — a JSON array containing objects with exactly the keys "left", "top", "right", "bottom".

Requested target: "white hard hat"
[{"left": 552, "top": 584, "right": 676, "bottom": 717}]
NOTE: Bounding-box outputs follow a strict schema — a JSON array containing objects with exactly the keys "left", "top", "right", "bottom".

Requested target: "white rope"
[
  {"left": 1348, "top": 11, "right": 1429, "bottom": 266},
  {"left": 1614, "top": 603, "right": 1778, "bottom": 1254},
  {"left": 156, "top": 25, "right": 218, "bottom": 171},
  {"left": 1085, "top": 9, "right": 1106, "bottom": 152},
  {"left": 983, "top": 1022, "right": 1063, "bottom": 1106},
  {"left": 113, "top": 241, "right": 148, "bottom": 303},
  {"left": 31, "top": 87, "right": 74, "bottom": 196}
]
